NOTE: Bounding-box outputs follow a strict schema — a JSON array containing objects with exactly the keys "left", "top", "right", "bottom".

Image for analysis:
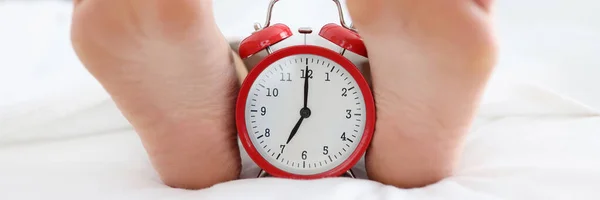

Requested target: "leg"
[
  {"left": 347, "top": 0, "right": 497, "bottom": 188},
  {"left": 71, "top": 0, "right": 241, "bottom": 189}
]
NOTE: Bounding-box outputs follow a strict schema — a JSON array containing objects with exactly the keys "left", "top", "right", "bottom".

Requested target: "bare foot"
[
  {"left": 71, "top": 0, "right": 241, "bottom": 189},
  {"left": 347, "top": 0, "right": 497, "bottom": 188}
]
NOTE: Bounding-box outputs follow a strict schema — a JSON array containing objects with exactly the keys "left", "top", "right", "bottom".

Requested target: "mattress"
[{"left": 1, "top": 1, "right": 600, "bottom": 200}]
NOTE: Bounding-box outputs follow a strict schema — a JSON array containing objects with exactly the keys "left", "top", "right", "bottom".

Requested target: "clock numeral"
[
  {"left": 279, "top": 145, "right": 286, "bottom": 154},
  {"left": 280, "top": 73, "right": 291, "bottom": 82},
  {"left": 301, "top": 150, "right": 308, "bottom": 160},
  {"left": 325, "top": 72, "right": 331, "bottom": 82},
  {"left": 265, "top": 128, "right": 271, "bottom": 137},
  {"left": 301, "top": 69, "right": 313, "bottom": 79},
  {"left": 323, "top": 146, "right": 329, "bottom": 155},
  {"left": 346, "top": 109, "right": 352, "bottom": 119},
  {"left": 342, "top": 88, "right": 348, "bottom": 97},
  {"left": 266, "top": 88, "right": 279, "bottom": 97},
  {"left": 260, "top": 106, "right": 267, "bottom": 116},
  {"left": 341, "top": 132, "right": 347, "bottom": 141}
]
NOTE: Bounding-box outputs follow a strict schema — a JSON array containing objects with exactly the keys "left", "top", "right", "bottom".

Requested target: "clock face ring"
[{"left": 236, "top": 45, "right": 375, "bottom": 179}]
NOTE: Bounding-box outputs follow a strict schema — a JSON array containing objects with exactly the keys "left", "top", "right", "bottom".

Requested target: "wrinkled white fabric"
[
  {"left": 1, "top": 1, "right": 600, "bottom": 200},
  {"left": 1, "top": 82, "right": 599, "bottom": 200}
]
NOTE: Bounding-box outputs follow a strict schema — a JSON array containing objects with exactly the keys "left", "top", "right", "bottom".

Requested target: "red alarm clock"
[{"left": 236, "top": 0, "right": 375, "bottom": 179}]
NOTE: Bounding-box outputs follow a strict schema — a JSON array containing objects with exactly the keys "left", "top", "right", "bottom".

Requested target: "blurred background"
[{"left": 0, "top": 0, "right": 599, "bottom": 111}]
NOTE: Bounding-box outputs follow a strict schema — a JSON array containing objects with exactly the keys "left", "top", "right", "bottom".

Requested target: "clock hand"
[
  {"left": 286, "top": 116, "right": 304, "bottom": 144},
  {"left": 303, "top": 63, "right": 309, "bottom": 108}
]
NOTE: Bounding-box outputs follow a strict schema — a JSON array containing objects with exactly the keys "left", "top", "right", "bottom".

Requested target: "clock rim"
[{"left": 236, "top": 45, "right": 375, "bottom": 179}]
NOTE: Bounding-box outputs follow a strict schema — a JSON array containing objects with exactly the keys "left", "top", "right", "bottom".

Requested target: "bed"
[{"left": 1, "top": 0, "right": 600, "bottom": 199}]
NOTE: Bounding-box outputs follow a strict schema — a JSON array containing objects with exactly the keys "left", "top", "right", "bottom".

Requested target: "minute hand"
[{"left": 303, "top": 64, "right": 309, "bottom": 108}]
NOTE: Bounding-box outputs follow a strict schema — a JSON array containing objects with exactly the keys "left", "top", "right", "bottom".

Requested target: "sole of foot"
[
  {"left": 347, "top": 0, "right": 497, "bottom": 188},
  {"left": 71, "top": 0, "right": 242, "bottom": 189}
]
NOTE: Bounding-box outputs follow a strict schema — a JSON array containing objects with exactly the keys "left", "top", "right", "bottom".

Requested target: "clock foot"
[
  {"left": 256, "top": 169, "right": 356, "bottom": 178},
  {"left": 257, "top": 169, "right": 270, "bottom": 178},
  {"left": 343, "top": 169, "right": 356, "bottom": 178}
]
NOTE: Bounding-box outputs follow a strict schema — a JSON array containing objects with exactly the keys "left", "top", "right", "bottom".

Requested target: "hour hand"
[{"left": 286, "top": 116, "right": 304, "bottom": 144}]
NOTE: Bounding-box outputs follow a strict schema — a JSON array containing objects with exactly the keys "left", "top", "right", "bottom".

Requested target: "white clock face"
[{"left": 244, "top": 54, "right": 367, "bottom": 175}]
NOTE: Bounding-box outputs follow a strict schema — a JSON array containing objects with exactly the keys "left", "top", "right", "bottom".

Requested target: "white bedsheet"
[
  {"left": 1, "top": 1, "right": 600, "bottom": 200},
  {"left": 1, "top": 80, "right": 599, "bottom": 200}
]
